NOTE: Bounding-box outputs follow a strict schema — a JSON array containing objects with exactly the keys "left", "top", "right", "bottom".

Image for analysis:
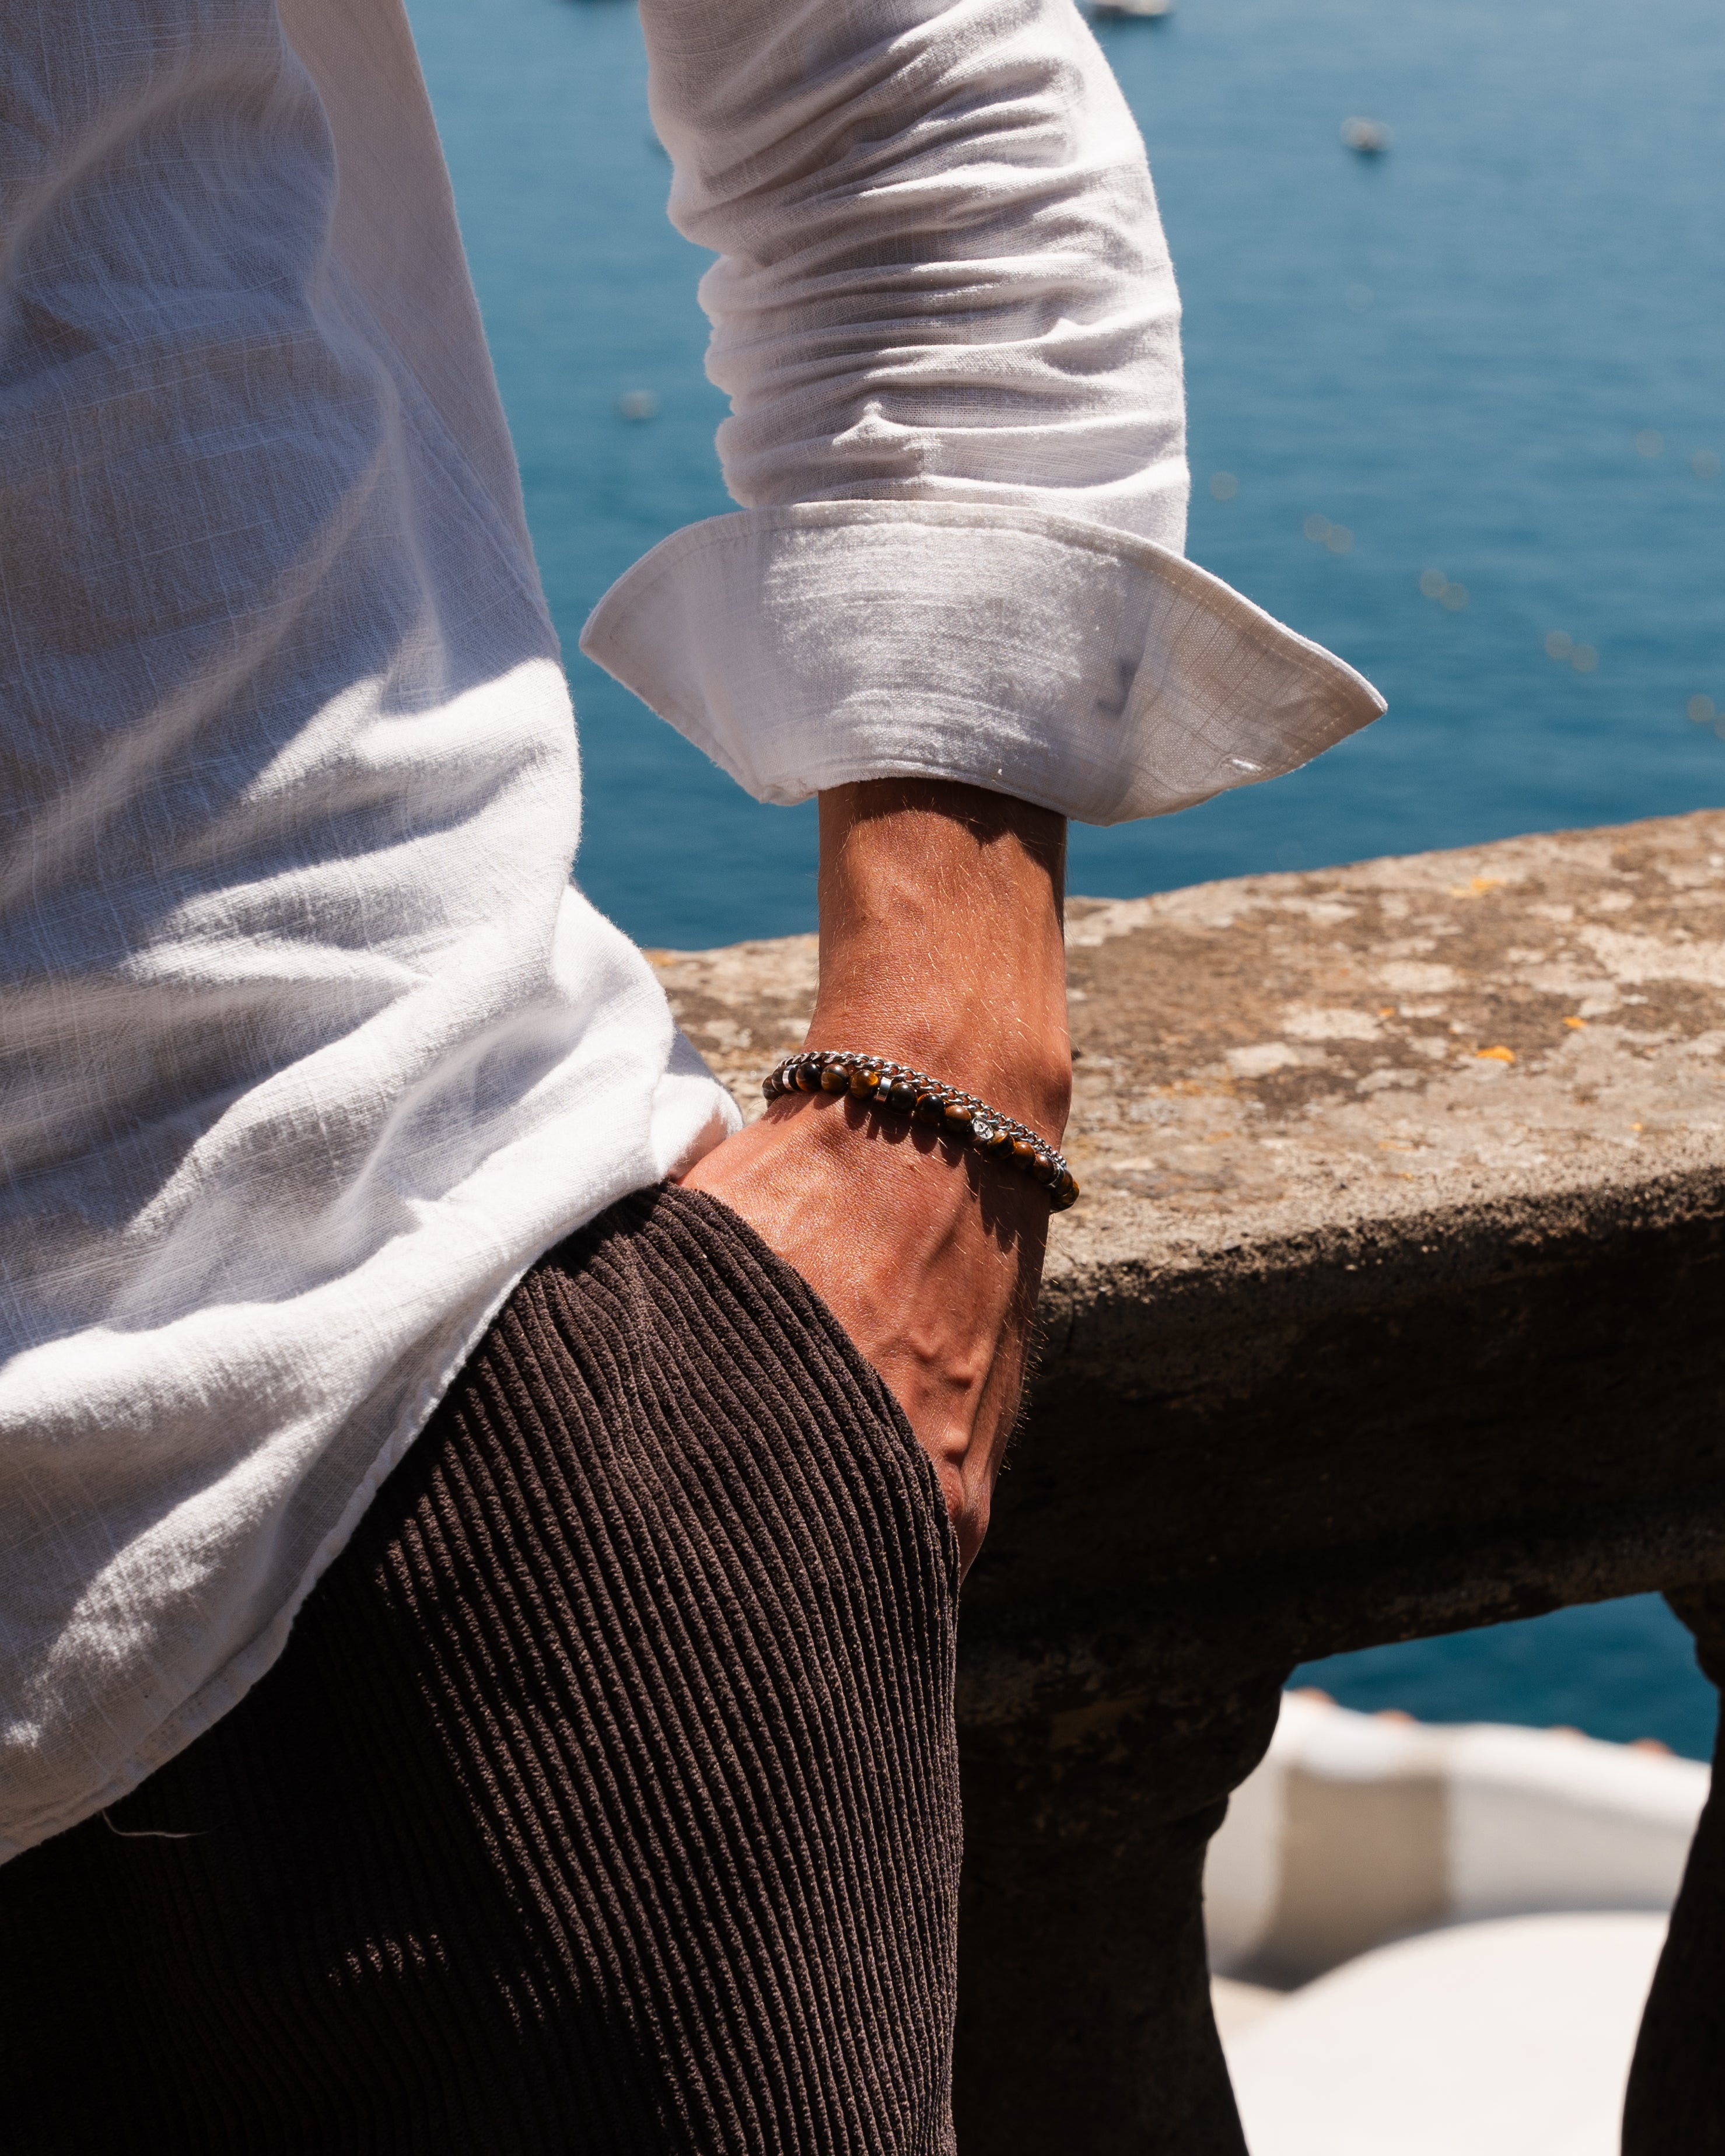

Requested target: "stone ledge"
[
  {"left": 651, "top": 807, "right": 1725, "bottom": 1275},
  {"left": 651, "top": 810, "right": 1725, "bottom": 1707}
]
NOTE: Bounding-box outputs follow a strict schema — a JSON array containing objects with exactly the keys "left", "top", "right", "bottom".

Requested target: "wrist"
[
  {"left": 801, "top": 1003, "right": 1070, "bottom": 1146},
  {"left": 765, "top": 1048, "right": 1079, "bottom": 1209},
  {"left": 812, "top": 778, "right": 1072, "bottom": 1143}
]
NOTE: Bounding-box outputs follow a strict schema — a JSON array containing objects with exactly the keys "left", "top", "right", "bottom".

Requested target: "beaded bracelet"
[{"left": 762, "top": 1049, "right": 1080, "bottom": 1212}]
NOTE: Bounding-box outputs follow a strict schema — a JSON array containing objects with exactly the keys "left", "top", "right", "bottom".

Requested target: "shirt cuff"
[{"left": 578, "top": 499, "right": 1386, "bottom": 827}]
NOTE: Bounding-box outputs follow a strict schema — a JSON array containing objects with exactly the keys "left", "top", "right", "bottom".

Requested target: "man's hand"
[{"left": 683, "top": 779, "right": 1070, "bottom": 1577}]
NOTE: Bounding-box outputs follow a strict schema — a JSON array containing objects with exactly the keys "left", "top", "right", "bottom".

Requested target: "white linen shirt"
[{"left": 0, "top": 0, "right": 1382, "bottom": 1857}]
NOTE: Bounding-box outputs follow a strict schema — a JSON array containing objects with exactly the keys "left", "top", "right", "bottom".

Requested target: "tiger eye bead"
[
  {"left": 1031, "top": 1150, "right": 1058, "bottom": 1183},
  {"left": 942, "top": 1102, "right": 973, "bottom": 1132},
  {"left": 887, "top": 1079, "right": 918, "bottom": 1112},
  {"left": 849, "top": 1067, "right": 880, "bottom": 1097},
  {"left": 1010, "top": 1136, "right": 1038, "bottom": 1163},
  {"left": 914, "top": 1092, "right": 947, "bottom": 1126},
  {"left": 819, "top": 1065, "right": 849, "bottom": 1093}
]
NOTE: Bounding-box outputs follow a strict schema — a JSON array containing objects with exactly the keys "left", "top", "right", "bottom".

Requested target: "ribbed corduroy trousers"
[{"left": 2, "top": 1186, "right": 963, "bottom": 2155}]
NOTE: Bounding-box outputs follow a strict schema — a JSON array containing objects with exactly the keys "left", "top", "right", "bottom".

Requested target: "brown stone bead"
[
  {"left": 1031, "top": 1152, "right": 1058, "bottom": 1182},
  {"left": 887, "top": 1080, "right": 919, "bottom": 1112},
  {"left": 942, "top": 1102, "right": 973, "bottom": 1131},
  {"left": 914, "top": 1092, "right": 948, "bottom": 1126},
  {"left": 819, "top": 1065, "right": 850, "bottom": 1093},
  {"left": 1010, "top": 1137, "right": 1038, "bottom": 1163},
  {"left": 849, "top": 1068, "right": 880, "bottom": 1097},
  {"left": 796, "top": 1064, "right": 822, "bottom": 1091}
]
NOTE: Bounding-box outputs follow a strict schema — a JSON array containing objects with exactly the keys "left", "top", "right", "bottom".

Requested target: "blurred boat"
[
  {"left": 1341, "top": 116, "right": 1392, "bottom": 155},
  {"left": 1227, "top": 1913, "right": 1668, "bottom": 2156},
  {"left": 1205, "top": 1694, "right": 1709, "bottom": 2150},
  {"left": 1206, "top": 1692, "right": 1706, "bottom": 1989}
]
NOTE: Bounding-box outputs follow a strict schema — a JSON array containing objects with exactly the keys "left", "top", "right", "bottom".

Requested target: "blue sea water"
[
  {"left": 405, "top": 0, "right": 1724, "bottom": 1756},
  {"left": 1289, "top": 1598, "right": 1714, "bottom": 1762}
]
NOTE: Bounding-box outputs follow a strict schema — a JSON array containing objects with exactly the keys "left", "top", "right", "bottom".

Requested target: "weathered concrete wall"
[{"left": 653, "top": 807, "right": 1725, "bottom": 1265}]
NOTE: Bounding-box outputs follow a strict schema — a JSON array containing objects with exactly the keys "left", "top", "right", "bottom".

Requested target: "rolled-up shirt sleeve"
[{"left": 579, "top": 0, "right": 1385, "bottom": 824}]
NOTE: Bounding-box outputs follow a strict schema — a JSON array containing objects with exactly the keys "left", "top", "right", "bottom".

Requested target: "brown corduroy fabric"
[{"left": 1, "top": 1185, "right": 962, "bottom": 2155}]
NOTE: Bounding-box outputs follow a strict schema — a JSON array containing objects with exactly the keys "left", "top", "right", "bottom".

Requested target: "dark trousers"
[{"left": 2, "top": 1186, "right": 962, "bottom": 2155}]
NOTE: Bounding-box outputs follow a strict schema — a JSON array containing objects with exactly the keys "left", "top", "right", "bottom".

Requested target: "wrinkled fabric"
[
  {"left": 582, "top": 0, "right": 1383, "bottom": 803},
  {"left": 0, "top": 0, "right": 1381, "bottom": 1857}
]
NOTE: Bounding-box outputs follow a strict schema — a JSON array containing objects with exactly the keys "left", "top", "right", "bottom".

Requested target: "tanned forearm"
[
  {"left": 684, "top": 778, "right": 1070, "bottom": 1574},
  {"left": 807, "top": 780, "right": 1070, "bottom": 1139}
]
